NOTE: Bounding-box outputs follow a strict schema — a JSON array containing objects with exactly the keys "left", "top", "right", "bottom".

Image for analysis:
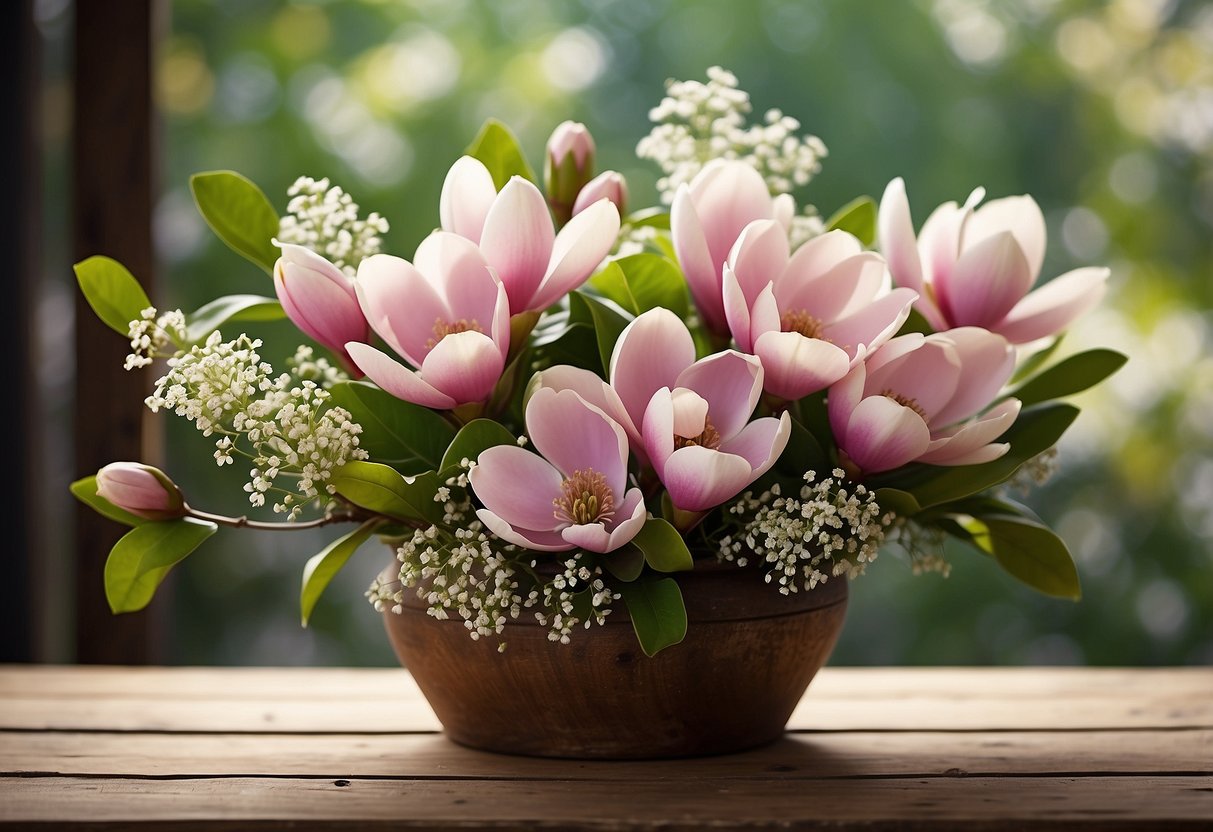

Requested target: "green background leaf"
[
  {"left": 328, "top": 382, "right": 455, "bottom": 474},
  {"left": 825, "top": 196, "right": 877, "bottom": 246},
  {"left": 1007, "top": 349, "right": 1128, "bottom": 406},
  {"left": 330, "top": 461, "right": 442, "bottom": 524},
  {"left": 465, "top": 118, "right": 537, "bottom": 190},
  {"left": 73, "top": 256, "right": 153, "bottom": 338},
  {"left": 590, "top": 253, "right": 689, "bottom": 319},
  {"left": 629, "top": 517, "right": 694, "bottom": 572},
  {"left": 190, "top": 171, "right": 281, "bottom": 274},
  {"left": 300, "top": 520, "right": 378, "bottom": 626},
  {"left": 105, "top": 518, "right": 217, "bottom": 613},
  {"left": 185, "top": 294, "right": 285, "bottom": 343},
  {"left": 617, "top": 576, "right": 688, "bottom": 657},
  {"left": 961, "top": 514, "right": 1082, "bottom": 599},
  {"left": 440, "top": 419, "right": 516, "bottom": 475}
]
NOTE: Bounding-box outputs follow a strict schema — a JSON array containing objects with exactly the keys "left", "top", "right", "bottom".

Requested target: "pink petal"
[
  {"left": 674, "top": 350, "right": 764, "bottom": 440},
  {"left": 726, "top": 219, "right": 790, "bottom": 309},
  {"left": 671, "top": 186, "right": 727, "bottom": 334},
  {"left": 863, "top": 337, "right": 961, "bottom": 421},
  {"left": 560, "top": 488, "right": 645, "bottom": 553},
  {"left": 355, "top": 254, "right": 448, "bottom": 366},
  {"left": 476, "top": 508, "right": 573, "bottom": 552},
  {"left": 275, "top": 256, "right": 368, "bottom": 357},
  {"left": 420, "top": 330, "right": 505, "bottom": 405},
  {"left": 930, "top": 327, "right": 1015, "bottom": 427},
  {"left": 640, "top": 387, "right": 676, "bottom": 477},
  {"left": 479, "top": 176, "right": 555, "bottom": 315},
  {"left": 828, "top": 363, "right": 866, "bottom": 444},
  {"left": 994, "top": 267, "right": 1110, "bottom": 344},
  {"left": 525, "top": 388, "right": 630, "bottom": 495},
  {"left": 919, "top": 398, "right": 1021, "bottom": 465},
  {"left": 722, "top": 264, "right": 756, "bottom": 352},
  {"left": 748, "top": 282, "right": 782, "bottom": 350},
  {"left": 924, "top": 442, "right": 1009, "bottom": 466},
  {"left": 689, "top": 160, "right": 774, "bottom": 278},
  {"left": 532, "top": 365, "right": 633, "bottom": 435},
  {"left": 878, "top": 178, "right": 926, "bottom": 293},
  {"left": 840, "top": 395, "right": 932, "bottom": 474},
  {"left": 345, "top": 342, "right": 456, "bottom": 410},
  {"left": 530, "top": 198, "right": 621, "bottom": 311},
  {"left": 778, "top": 252, "right": 888, "bottom": 324},
  {"left": 945, "top": 232, "right": 1034, "bottom": 328},
  {"left": 963, "top": 194, "right": 1046, "bottom": 281},
  {"left": 413, "top": 231, "right": 500, "bottom": 332},
  {"left": 610, "top": 308, "right": 696, "bottom": 433},
  {"left": 822, "top": 287, "right": 918, "bottom": 361},
  {"left": 661, "top": 445, "right": 758, "bottom": 512},
  {"left": 772, "top": 193, "right": 796, "bottom": 231},
  {"left": 916, "top": 200, "right": 965, "bottom": 300},
  {"left": 572, "top": 171, "right": 628, "bottom": 217},
  {"left": 753, "top": 330, "right": 852, "bottom": 400},
  {"left": 670, "top": 388, "right": 710, "bottom": 439},
  {"left": 781, "top": 229, "right": 863, "bottom": 294},
  {"left": 863, "top": 332, "right": 926, "bottom": 376},
  {"left": 439, "top": 156, "right": 498, "bottom": 244},
  {"left": 470, "top": 445, "right": 564, "bottom": 531},
  {"left": 719, "top": 412, "right": 791, "bottom": 479}
]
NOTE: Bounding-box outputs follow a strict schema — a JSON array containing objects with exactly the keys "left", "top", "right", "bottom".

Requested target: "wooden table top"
[{"left": 0, "top": 665, "right": 1210, "bottom": 830}]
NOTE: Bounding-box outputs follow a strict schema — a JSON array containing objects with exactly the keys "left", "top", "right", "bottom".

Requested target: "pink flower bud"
[
  {"left": 273, "top": 243, "right": 371, "bottom": 368},
  {"left": 545, "top": 121, "right": 597, "bottom": 225},
  {"left": 573, "top": 170, "right": 628, "bottom": 218},
  {"left": 95, "top": 462, "right": 186, "bottom": 520}
]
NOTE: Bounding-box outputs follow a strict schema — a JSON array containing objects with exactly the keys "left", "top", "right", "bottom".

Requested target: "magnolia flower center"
[
  {"left": 674, "top": 416, "right": 722, "bottom": 451},
  {"left": 427, "top": 318, "right": 482, "bottom": 349},
  {"left": 880, "top": 388, "right": 926, "bottom": 419},
  {"left": 781, "top": 309, "right": 829, "bottom": 341},
  {"left": 553, "top": 469, "right": 616, "bottom": 526}
]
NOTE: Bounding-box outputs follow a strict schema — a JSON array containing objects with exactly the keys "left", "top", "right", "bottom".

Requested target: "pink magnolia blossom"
[
  {"left": 439, "top": 156, "right": 620, "bottom": 316},
  {"left": 273, "top": 243, "right": 370, "bottom": 369},
  {"left": 573, "top": 170, "right": 628, "bottom": 218},
  {"left": 878, "top": 178, "right": 1109, "bottom": 344},
  {"left": 535, "top": 308, "right": 791, "bottom": 512},
  {"left": 671, "top": 160, "right": 794, "bottom": 335},
  {"left": 345, "top": 232, "right": 509, "bottom": 410},
  {"left": 95, "top": 462, "right": 186, "bottom": 520},
  {"left": 722, "top": 220, "right": 918, "bottom": 401},
  {"left": 828, "top": 328, "right": 1022, "bottom": 475},
  {"left": 470, "top": 387, "right": 646, "bottom": 553}
]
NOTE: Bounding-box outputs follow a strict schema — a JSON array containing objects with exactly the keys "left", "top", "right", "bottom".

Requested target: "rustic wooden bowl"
[{"left": 381, "top": 558, "right": 848, "bottom": 759}]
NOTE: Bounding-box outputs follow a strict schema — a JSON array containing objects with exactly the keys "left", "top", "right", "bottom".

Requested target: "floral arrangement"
[{"left": 73, "top": 68, "right": 1124, "bottom": 656}]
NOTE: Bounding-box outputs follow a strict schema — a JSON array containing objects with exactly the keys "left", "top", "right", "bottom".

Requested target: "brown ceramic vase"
[{"left": 381, "top": 557, "right": 848, "bottom": 759}]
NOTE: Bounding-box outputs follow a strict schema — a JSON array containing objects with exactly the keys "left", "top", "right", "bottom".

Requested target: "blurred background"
[{"left": 25, "top": 0, "right": 1213, "bottom": 666}]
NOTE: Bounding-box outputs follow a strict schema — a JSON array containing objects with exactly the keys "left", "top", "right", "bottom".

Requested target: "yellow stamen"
[
  {"left": 880, "top": 388, "right": 926, "bottom": 419},
  {"left": 780, "top": 309, "right": 830, "bottom": 341},
  {"left": 553, "top": 469, "right": 616, "bottom": 526},
  {"left": 426, "top": 318, "right": 483, "bottom": 350}
]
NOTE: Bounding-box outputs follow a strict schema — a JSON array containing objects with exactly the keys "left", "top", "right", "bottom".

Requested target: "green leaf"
[
  {"left": 73, "top": 256, "right": 153, "bottom": 338},
  {"left": 330, "top": 461, "right": 443, "bottom": 525},
  {"left": 896, "top": 307, "right": 935, "bottom": 336},
  {"left": 617, "top": 576, "right": 688, "bottom": 657},
  {"left": 624, "top": 208, "right": 671, "bottom": 230},
  {"left": 70, "top": 475, "right": 147, "bottom": 527},
  {"left": 465, "top": 118, "right": 537, "bottom": 191},
  {"left": 878, "top": 403, "right": 1079, "bottom": 509},
  {"left": 1010, "top": 335, "right": 1063, "bottom": 384},
  {"left": 328, "top": 381, "right": 455, "bottom": 474},
  {"left": 825, "top": 196, "right": 877, "bottom": 246},
  {"left": 959, "top": 514, "right": 1081, "bottom": 599},
  {"left": 104, "top": 518, "right": 217, "bottom": 613},
  {"left": 1006, "top": 349, "right": 1127, "bottom": 407},
  {"left": 568, "top": 291, "right": 631, "bottom": 377},
  {"left": 628, "top": 517, "right": 693, "bottom": 573},
  {"left": 190, "top": 171, "right": 281, "bottom": 274},
  {"left": 590, "top": 253, "right": 689, "bottom": 319},
  {"left": 185, "top": 294, "right": 284, "bottom": 343},
  {"left": 873, "top": 487, "right": 921, "bottom": 518},
  {"left": 300, "top": 520, "right": 379, "bottom": 626},
  {"left": 440, "top": 419, "right": 516, "bottom": 475},
  {"left": 777, "top": 416, "right": 829, "bottom": 479},
  {"left": 600, "top": 544, "right": 645, "bottom": 582}
]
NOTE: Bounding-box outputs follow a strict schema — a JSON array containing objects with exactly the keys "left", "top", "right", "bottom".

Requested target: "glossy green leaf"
[
  {"left": 825, "top": 196, "right": 877, "bottom": 246},
  {"left": 600, "top": 544, "right": 645, "bottom": 582},
  {"left": 73, "top": 256, "right": 154, "bottom": 338},
  {"left": 465, "top": 118, "right": 537, "bottom": 191},
  {"left": 569, "top": 291, "right": 631, "bottom": 376},
  {"left": 958, "top": 514, "right": 1081, "bottom": 599},
  {"left": 300, "top": 520, "right": 379, "bottom": 626},
  {"left": 873, "top": 487, "right": 921, "bottom": 518},
  {"left": 190, "top": 171, "right": 281, "bottom": 274},
  {"left": 1006, "top": 349, "right": 1127, "bottom": 407},
  {"left": 590, "top": 253, "right": 689, "bottom": 319},
  {"left": 1010, "top": 335, "right": 1063, "bottom": 385},
  {"left": 617, "top": 576, "right": 688, "bottom": 657},
  {"left": 629, "top": 517, "right": 693, "bottom": 573},
  {"left": 104, "top": 518, "right": 217, "bottom": 613},
  {"left": 186, "top": 294, "right": 285, "bottom": 343},
  {"left": 70, "top": 475, "right": 147, "bottom": 528},
  {"left": 440, "top": 419, "right": 517, "bottom": 475},
  {"left": 330, "top": 461, "right": 443, "bottom": 525},
  {"left": 328, "top": 381, "right": 455, "bottom": 473},
  {"left": 625, "top": 208, "right": 671, "bottom": 230}
]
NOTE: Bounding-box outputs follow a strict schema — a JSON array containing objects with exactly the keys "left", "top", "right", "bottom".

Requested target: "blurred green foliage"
[{"left": 141, "top": 0, "right": 1212, "bottom": 666}]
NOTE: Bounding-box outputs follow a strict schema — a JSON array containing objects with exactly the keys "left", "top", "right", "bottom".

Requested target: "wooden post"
[{"left": 72, "top": 0, "right": 161, "bottom": 663}]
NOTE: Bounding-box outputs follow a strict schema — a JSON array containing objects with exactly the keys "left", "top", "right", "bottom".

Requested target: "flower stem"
[{"left": 184, "top": 504, "right": 370, "bottom": 531}]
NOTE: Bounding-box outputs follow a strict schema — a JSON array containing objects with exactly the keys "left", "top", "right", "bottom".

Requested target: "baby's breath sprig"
[
  {"left": 718, "top": 469, "right": 894, "bottom": 594},
  {"left": 277, "top": 176, "right": 388, "bottom": 277},
  {"left": 124, "top": 306, "right": 188, "bottom": 370}
]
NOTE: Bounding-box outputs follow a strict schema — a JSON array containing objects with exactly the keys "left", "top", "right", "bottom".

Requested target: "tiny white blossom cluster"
[
  {"left": 145, "top": 331, "right": 367, "bottom": 518},
  {"left": 124, "top": 306, "right": 187, "bottom": 370},
  {"left": 287, "top": 344, "right": 349, "bottom": 389},
  {"left": 533, "top": 557, "right": 618, "bottom": 644},
  {"left": 277, "top": 176, "right": 389, "bottom": 278},
  {"left": 637, "top": 66, "right": 828, "bottom": 203},
  {"left": 886, "top": 519, "right": 952, "bottom": 577},
  {"left": 719, "top": 469, "right": 894, "bottom": 594}
]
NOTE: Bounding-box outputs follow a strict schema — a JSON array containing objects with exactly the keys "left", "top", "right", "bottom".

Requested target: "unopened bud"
[
  {"left": 95, "top": 462, "right": 187, "bottom": 520},
  {"left": 545, "top": 121, "right": 596, "bottom": 225},
  {"left": 573, "top": 171, "right": 628, "bottom": 218}
]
